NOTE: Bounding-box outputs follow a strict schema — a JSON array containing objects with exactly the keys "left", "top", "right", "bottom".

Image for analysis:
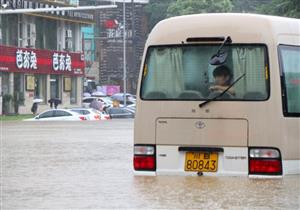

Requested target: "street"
[{"left": 1, "top": 120, "right": 300, "bottom": 209}]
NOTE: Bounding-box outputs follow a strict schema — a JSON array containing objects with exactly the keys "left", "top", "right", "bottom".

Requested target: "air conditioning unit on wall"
[
  {"left": 66, "top": 29, "right": 72, "bottom": 38},
  {"left": 67, "top": 40, "right": 73, "bottom": 50}
]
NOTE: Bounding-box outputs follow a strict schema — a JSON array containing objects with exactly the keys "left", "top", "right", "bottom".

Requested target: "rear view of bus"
[{"left": 134, "top": 14, "right": 300, "bottom": 177}]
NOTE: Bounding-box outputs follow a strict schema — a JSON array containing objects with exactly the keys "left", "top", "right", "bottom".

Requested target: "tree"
[
  {"left": 166, "top": 0, "right": 233, "bottom": 17},
  {"left": 231, "top": 0, "right": 272, "bottom": 13},
  {"left": 144, "top": 0, "right": 175, "bottom": 32},
  {"left": 257, "top": 0, "right": 300, "bottom": 18}
]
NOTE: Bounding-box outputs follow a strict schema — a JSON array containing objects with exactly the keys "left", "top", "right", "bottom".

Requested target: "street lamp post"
[{"left": 123, "top": 0, "right": 127, "bottom": 106}]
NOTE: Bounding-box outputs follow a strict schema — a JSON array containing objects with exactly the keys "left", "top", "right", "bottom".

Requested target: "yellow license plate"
[{"left": 184, "top": 152, "right": 218, "bottom": 172}]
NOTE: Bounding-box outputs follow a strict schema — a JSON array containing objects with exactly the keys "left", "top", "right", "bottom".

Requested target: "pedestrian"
[
  {"left": 31, "top": 102, "right": 38, "bottom": 115},
  {"left": 48, "top": 99, "right": 54, "bottom": 109},
  {"left": 89, "top": 98, "right": 102, "bottom": 111}
]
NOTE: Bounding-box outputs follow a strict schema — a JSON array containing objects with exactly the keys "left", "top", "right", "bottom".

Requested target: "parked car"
[
  {"left": 70, "top": 108, "right": 101, "bottom": 120},
  {"left": 111, "top": 93, "right": 136, "bottom": 103},
  {"left": 99, "top": 96, "right": 114, "bottom": 107},
  {"left": 82, "top": 96, "right": 112, "bottom": 109},
  {"left": 126, "top": 104, "right": 136, "bottom": 112},
  {"left": 106, "top": 107, "right": 135, "bottom": 119},
  {"left": 24, "top": 109, "right": 87, "bottom": 121},
  {"left": 93, "top": 110, "right": 111, "bottom": 120}
]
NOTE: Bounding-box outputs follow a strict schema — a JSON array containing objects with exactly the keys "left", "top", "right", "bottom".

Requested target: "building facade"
[
  {"left": 81, "top": 24, "right": 100, "bottom": 86},
  {"left": 0, "top": 0, "right": 94, "bottom": 115},
  {"left": 94, "top": 0, "right": 148, "bottom": 94}
]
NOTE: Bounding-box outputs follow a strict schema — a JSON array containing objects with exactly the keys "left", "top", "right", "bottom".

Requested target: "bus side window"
[{"left": 279, "top": 45, "right": 300, "bottom": 116}]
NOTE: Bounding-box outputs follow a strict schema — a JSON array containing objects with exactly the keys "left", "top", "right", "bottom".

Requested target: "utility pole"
[
  {"left": 123, "top": 0, "right": 127, "bottom": 106},
  {"left": 131, "top": 0, "right": 136, "bottom": 94}
]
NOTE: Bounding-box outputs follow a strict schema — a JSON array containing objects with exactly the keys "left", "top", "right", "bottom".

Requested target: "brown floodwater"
[{"left": 1, "top": 120, "right": 299, "bottom": 209}]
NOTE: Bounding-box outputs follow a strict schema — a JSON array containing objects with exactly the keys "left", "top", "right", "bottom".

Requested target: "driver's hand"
[{"left": 209, "top": 85, "right": 219, "bottom": 91}]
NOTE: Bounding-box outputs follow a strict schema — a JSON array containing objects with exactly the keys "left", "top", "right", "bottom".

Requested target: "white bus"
[{"left": 133, "top": 14, "right": 300, "bottom": 177}]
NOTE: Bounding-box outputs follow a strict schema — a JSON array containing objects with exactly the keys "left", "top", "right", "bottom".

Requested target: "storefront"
[{"left": 0, "top": 45, "right": 84, "bottom": 114}]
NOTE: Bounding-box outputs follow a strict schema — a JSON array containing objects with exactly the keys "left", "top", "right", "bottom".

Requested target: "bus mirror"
[
  {"left": 209, "top": 51, "right": 228, "bottom": 65},
  {"left": 209, "top": 36, "right": 232, "bottom": 66}
]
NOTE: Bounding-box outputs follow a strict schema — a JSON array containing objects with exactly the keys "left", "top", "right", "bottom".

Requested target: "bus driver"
[{"left": 209, "top": 65, "right": 236, "bottom": 96}]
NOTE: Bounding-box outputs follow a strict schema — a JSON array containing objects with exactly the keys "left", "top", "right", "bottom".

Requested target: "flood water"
[{"left": 1, "top": 120, "right": 299, "bottom": 209}]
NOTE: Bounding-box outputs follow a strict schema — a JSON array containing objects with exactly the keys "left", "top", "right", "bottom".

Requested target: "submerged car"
[
  {"left": 82, "top": 96, "right": 113, "bottom": 109},
  {"left": 106, "top": 107, "right": 135, "bottom": 119},
  {"left": 70, "top": 108, "right": 102, "bottom": 120},
  {"left": 25, "top": 109, "right": 87, "bottom": 121}
]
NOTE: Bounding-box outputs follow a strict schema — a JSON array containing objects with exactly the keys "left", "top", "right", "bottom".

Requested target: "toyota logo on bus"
[{"left": 195, "top": 121, "right": 206, "bottom": 129}]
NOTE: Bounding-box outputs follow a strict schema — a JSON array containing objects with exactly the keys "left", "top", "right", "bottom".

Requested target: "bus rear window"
[
  {"left": 279, "top": 45, "right": 300, "bottom": 117},
  {"left": 141, "top": 45, "right": 269, "bottom": 101}
]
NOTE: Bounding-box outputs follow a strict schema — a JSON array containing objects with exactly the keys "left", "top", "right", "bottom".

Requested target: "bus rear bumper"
[
  {"left": 134, "top": 145, "right": 298, "bottom": 177},
  {"left": 156, "top": 145, "right": 248, "bottom": 176}
]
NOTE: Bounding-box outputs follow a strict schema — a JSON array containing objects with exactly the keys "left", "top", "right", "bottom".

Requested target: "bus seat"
[
  {"left": 243, "top": 92, "right": 266, "bottom": 100},
  {"left": 178, "top": 90, "right": 203, "bottom": 99},
  {"left": 145, "top": 91, "right": 167, "bottom": 99}
]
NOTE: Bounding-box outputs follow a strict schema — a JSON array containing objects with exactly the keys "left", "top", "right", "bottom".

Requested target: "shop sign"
[
  {"left": 16, "top": 50, "right": 37, "bottom": 70},
  {"left": 52, "top": 53, "right": 72, "bottom": 72},
  {"left": 0, "top": 45, "right": 84, "bottom": 76}
]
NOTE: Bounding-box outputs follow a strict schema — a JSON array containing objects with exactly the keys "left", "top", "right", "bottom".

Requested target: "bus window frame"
[
  {"left": 278, "top": 44, "right": 300, "bottom": 118},
  {"left": 140, "top": 43, "right": 270, "bottom": 102}
]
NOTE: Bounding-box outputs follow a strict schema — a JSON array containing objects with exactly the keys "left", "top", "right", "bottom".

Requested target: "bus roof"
[{"left": 147, "top": 13, "right": 300, "bottom": 46}]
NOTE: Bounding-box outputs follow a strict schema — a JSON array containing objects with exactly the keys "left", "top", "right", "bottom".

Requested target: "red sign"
[
  {"left": 0, "top": 45, "right": 85, "bottom": 76},
  {"left": 104, "top": 19, "right": 119, "bottom": 29}
]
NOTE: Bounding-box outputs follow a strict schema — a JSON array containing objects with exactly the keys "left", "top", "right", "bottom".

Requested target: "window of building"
[
  {"left": 71, "top": 24, "right": 76, "bottom": 51},
  {"left": 2, "top": 15, "right": 18, "bottom": 46},
  {"left": 18, "top": 16, "right": 23, "bottom": 47},
  {"left": 279, "top": 45, "right": 300, "bottom": 117},
  {"left": 50, "top": 75, "right": 61, "bottom": 99},
  {"left": 70, "top": 77, "right": 77, "bottom": 104},
  {"left": 35, "top": 18, "right": 44, "bottom": 49},
  {"left": 36, "top": 18, "right": 57, "bottom": 50},
  {"left": 65, "top": 23, "right": 76, "bottom": 51},
  {"left": 45, "top": 19, "right": 57, "bottom": 50},
  {"left": 34, "top": 74, "right": 47, "bottom": 103},
  {"left": 0, "top": 15, "right": 2, "bottom": 44},
  {"left": 65, "top": 27, "right": 73, "bottom": 51}
]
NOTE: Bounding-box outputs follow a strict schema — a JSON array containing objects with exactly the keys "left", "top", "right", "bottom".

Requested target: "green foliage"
[
  {"left": 166, "top": 0, "right": 233, "bottom": 17},
  {"left": 231, "top": 0, "right": 271, "bottom": 13},
  {"left": 0, "top": 114, "right": 34, "bottom": 121},
  {"left": 2, "top": 94, "right": 13, "bottom": 115},
  {"left": 3, "top": 94, "right": 13, "bottom": 103},
  {"left": 13, "top": 91, "right": 25, "bottom": 114},
  {"left": 257, "top": 0, "right": 300, "bottom": 18},
  {"left": 144, "top": 0, "right": 175, "bottom": 32},
  {"left": 144, "top": 0, "right": 298, "bottom": 32}
]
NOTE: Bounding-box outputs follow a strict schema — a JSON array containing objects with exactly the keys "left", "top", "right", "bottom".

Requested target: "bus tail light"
[
  {"left": 134, "top": 145, "right": 156, "bottom": 171},
  {"left": 249, "top": 148, "right": 282, "bottom": 175}
]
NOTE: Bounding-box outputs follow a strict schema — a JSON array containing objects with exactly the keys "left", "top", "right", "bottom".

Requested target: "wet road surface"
[{"left": 1, "top": 120, "right": 300, "bottom": 209}]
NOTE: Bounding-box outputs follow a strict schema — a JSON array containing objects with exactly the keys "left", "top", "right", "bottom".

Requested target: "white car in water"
[
  {"left": 25, "top": 109, "right": 87, "bottom": 121},
  {"left": 82, "top": 96, "right": 113, "bottom": 109},
  {"left": 70, "top": 108, "right": 110, "bottom": 120}
]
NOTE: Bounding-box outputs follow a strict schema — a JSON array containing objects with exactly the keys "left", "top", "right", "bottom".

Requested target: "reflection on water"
[{"left": 1, "top": 121, "right": 300, "bottom": 209}]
